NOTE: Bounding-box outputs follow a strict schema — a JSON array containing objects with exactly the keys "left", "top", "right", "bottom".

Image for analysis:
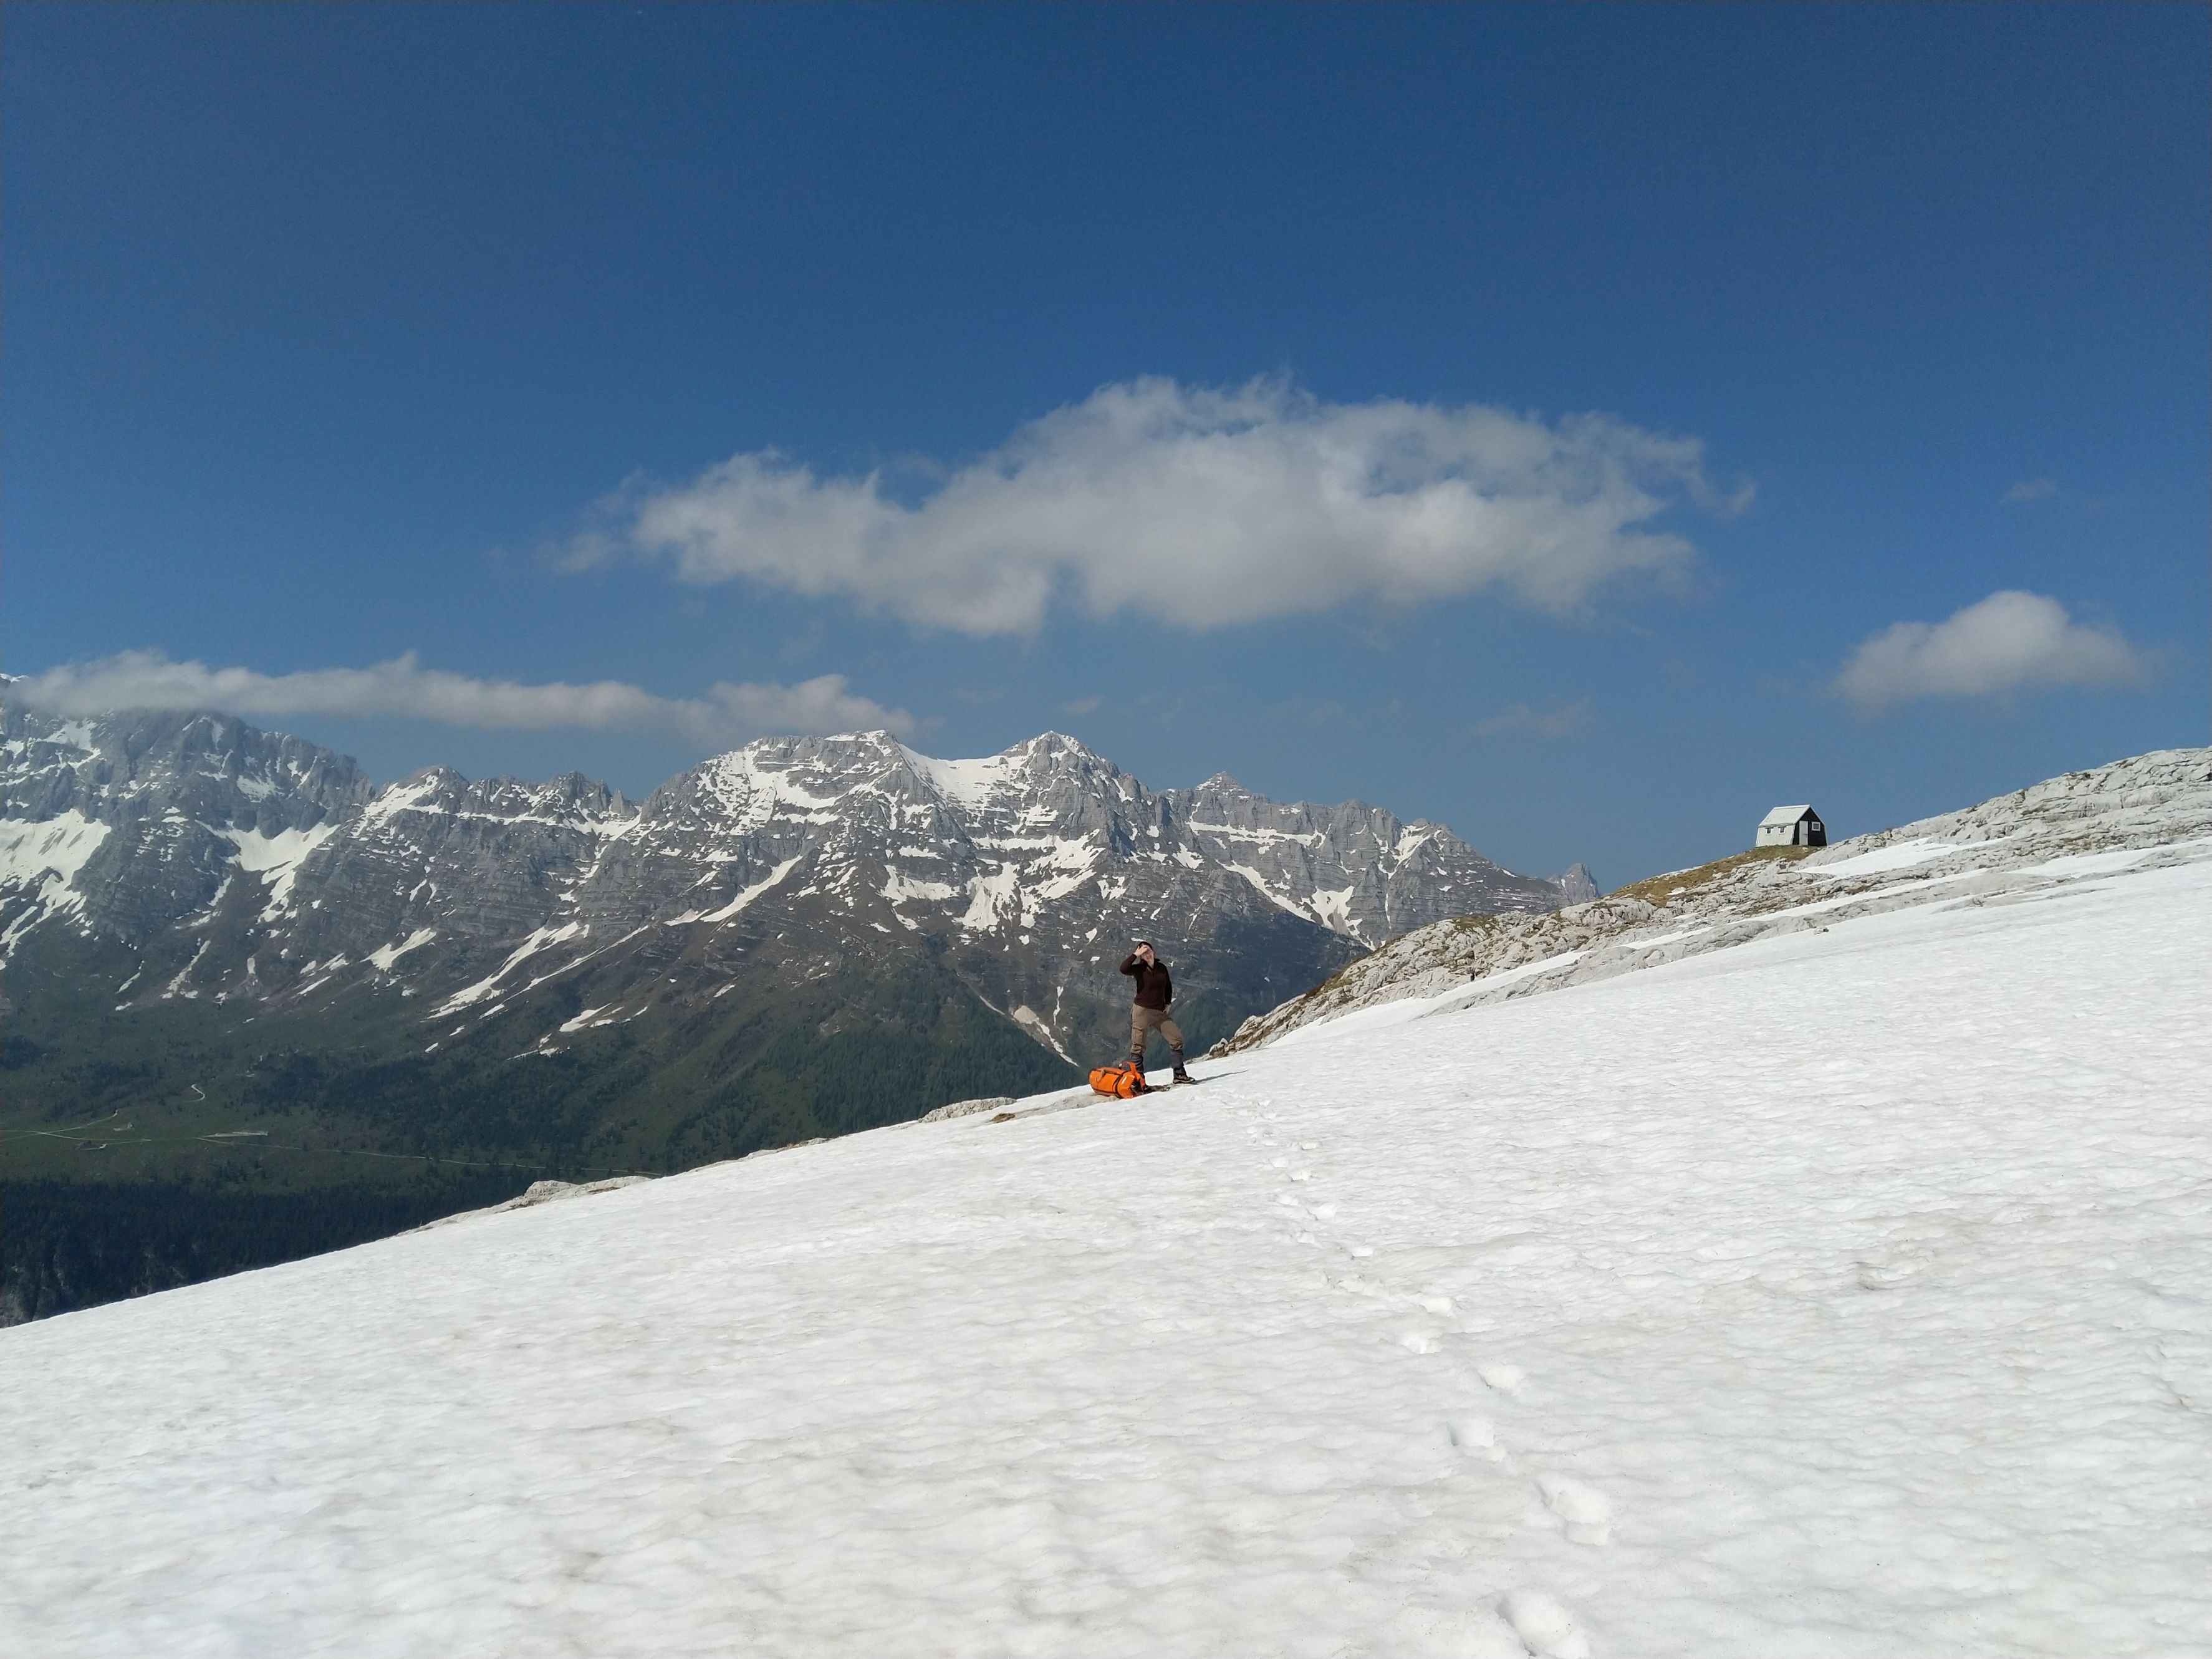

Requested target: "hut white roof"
[{"left": 1758, "top": 804, "right": 1817, "bottom": 827}]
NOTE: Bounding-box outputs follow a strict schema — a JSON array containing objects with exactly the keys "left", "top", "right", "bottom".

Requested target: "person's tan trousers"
[{"left": 1129, "top": 1004, "right": 1185, "bottom": 1057}]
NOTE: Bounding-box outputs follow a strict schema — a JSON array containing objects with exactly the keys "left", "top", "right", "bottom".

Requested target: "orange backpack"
[{"left": 1089, "top": 1061, "right": 1149, "bottom": 1098}]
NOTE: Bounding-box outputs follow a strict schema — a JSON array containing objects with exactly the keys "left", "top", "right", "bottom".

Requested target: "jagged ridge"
[{"left": 3, "top": 704, "right": 1590, "bottom": 1066}]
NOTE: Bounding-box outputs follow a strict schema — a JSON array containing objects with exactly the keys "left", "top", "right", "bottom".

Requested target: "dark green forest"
[
  {"left": 1, "top": 1176, "right": 531, "bottom": 1325},
  {"left": 2, "top": 938, "right": 1083, "bottom": 1323}
]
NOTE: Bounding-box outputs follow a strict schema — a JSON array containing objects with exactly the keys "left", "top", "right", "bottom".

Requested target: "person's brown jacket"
[{"left": 1120, "top": 954, "right": 1173, "bottom": 1010}]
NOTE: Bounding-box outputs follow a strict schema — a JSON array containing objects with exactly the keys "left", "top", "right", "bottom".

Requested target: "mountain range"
[{"left": 1, "top": 699, "right": 1592, "bottom": 1186}]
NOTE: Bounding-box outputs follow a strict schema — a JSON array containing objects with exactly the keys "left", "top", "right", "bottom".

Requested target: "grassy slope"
[
  {"left": 4, "top": 945, "right": 1077, "bottom": 1182},
  {"left": 1608, "top": 844, "right": 1815, "bottom": 907},
  {"left": 1, "top": 926, "right": 1079, "bottom": 1320}
]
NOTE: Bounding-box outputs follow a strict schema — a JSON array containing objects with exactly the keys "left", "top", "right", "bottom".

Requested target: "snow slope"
[{"left": 4, "top": 839, "right": 2208, "bottom": 1657}]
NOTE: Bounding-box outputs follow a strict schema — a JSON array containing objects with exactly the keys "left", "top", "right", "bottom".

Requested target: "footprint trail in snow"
[{"left": 7, "top": 845, "right": 2210, "bottom": 1658}]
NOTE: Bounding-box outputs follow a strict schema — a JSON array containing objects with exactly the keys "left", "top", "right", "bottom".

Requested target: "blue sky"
[{"left": 5, "top": 2, "right": 2206, "bottom": 887}]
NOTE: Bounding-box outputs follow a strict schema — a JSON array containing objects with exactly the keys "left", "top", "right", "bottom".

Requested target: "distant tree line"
[{"left": 0, "top": 1176, "right": 532, "bottom": 1325}]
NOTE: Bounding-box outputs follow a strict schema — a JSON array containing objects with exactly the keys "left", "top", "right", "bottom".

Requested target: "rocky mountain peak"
[
  {"left": 3, "top": 704, "right": 373, "bottom": 834},
  {"left": 1005, "top": 731, "right": 1109, "bottom": 768},
  {"left": 5, "top": 702, "right": 1595, "bottom": 1062},
  {"left": 378, "top": 764, "right": 472, "bottom": 805},
  {"left": 1552, "top": 862, "right": 1600, "bottom": 903}
]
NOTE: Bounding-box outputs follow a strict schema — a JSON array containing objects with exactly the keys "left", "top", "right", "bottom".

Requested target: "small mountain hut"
[{"left": 1755, "top": 804, "right": 1827, "bottom": 849}]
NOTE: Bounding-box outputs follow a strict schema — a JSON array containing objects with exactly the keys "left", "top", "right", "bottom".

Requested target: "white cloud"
[
  {"left": 7, "top": 650, "right": 913, "bottom": 745},
  {"left": 578, "top": 377, "right": 1743, "bottom": 635},
  {"left": 1471, "top": 697, "right": 1594, "bottom": 739},
  {"left": 1832, "top": 591, "right": 2148, "bottom": 714},
  {"left": 2001, "top": 477, "right": 2059, "bottom": 505}
]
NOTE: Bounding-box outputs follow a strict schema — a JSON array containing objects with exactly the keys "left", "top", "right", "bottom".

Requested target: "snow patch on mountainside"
[
  {"left": 1223, "top": 859, "right": 1315, "bottom": 918},
  {"left": 668, "top": 855, "right": 805, "bottom": 926},
  {"left": 367, "top": 928, "right": 438, "bottom": 972},
  {"left": 1, "top": 810, "right": 109, "bottom": 905},
  {"left": 900, "top": 744, "right": 1016, "bottom": 807},
  {"left": 431, "top": 921, "right": 590, "bottom": 1016},
  {"left": 0, "top": 812, "right": 112, "bottom": 956},
  {"left": 691, "top": 746, "right": 850, "bottom": 829},
  {"left": 222, "top": 822, "right": 337, "bottom": 913},
  {"left": 1010, "top": 1004, "right": 1073, "bottom": 1062},
  {"left": 0, "top": 809, "right": 110, "bottom": 890},
  {"left": 958, "top": 864, "right": 1023, "bottom": 932},
  {"left": 355, "top": 772, "right": 448, "bottom": 828}
]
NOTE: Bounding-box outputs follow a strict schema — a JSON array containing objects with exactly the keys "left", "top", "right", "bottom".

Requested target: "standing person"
[{"left": 1120, "top": 941, "right": 1193, "bottom": 1085}]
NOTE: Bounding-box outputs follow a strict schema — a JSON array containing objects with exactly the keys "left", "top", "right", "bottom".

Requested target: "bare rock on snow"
[
  {"left": 415, "top": 1175, "right": 653, "bottom": 1231},
  {"left": 920, "top": 1096, "right": 1016, "bottom": 1123}
]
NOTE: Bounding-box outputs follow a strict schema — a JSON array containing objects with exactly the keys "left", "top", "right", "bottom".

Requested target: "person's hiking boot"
[{"left": 1171, "top": 1069, "right": 1194, "bottom": 1085}]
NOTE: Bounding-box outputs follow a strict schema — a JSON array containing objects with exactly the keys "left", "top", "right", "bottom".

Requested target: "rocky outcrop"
[{"left": 1213, "top": 747, "right": 2212, "bottom": 1055}]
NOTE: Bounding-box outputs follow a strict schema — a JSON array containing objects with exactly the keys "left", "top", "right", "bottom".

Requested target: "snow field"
[
  {"left": 0, "top": 810, "right": 110, "bottom": 950},
  {"left": 4, "top": 855, "right": 2208, "bottom": 1657}
]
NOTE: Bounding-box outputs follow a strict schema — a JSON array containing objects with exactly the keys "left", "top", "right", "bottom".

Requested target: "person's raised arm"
[{"left": 1119, "top": 953, "right": 1141, "bottom": 976}]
